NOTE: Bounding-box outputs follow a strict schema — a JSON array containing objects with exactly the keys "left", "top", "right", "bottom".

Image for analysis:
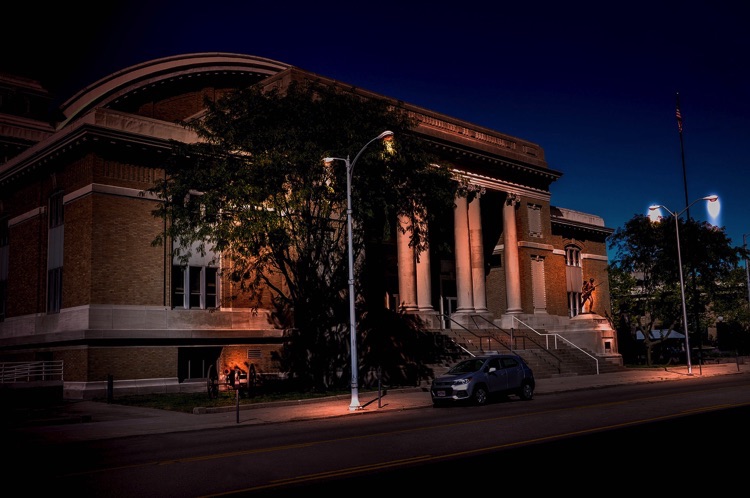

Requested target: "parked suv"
[{"left": 430, "top": 354, "right": 535, "bottom": 406}]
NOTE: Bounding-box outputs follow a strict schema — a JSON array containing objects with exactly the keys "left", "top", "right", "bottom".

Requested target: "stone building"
[{"left": 0, "top": 53, "right": 618, "bottom": 398}]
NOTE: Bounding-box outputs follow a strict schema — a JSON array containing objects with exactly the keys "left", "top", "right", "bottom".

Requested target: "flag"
[{"left": 675, "top": 93, "right": 683, "bottom": 133}]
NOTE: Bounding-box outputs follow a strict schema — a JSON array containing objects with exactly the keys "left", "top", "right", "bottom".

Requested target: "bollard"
[
  {"left": 236, "top": 386, "right": 240, "bottom": 424},
  {"left": 107, "top": 374, "right": 114, "bottom": 403},
  {"left": 378, "top": 366, "right": 382, "bottom": 408}
]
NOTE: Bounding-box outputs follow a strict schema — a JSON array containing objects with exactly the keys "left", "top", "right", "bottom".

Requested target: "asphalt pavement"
[{"left": 7, "top": 361, "right": 749, "bottom": 443}]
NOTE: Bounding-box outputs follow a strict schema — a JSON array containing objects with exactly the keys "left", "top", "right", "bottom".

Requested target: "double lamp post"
[
  {"left": 325, "top": 130, "right": 394, "bottom": 411},
  {"left": 649, "top": 195, "right": 719, "bottom": 375}
]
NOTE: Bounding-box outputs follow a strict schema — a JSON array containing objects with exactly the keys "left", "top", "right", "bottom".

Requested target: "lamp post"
[
  {"left": 649, "top": 195, "right": 719, "bottom": 375},
  {"left": 744, "top": 234, "right": 750, "bottom": 312},
  {"left": 324, "top": 130, "right": 394, "bottom": 411}
]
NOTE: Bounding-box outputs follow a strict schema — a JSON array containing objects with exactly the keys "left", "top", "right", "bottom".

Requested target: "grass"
[{"left": 98, "top": 386, "right": 365, "bottom": 414}]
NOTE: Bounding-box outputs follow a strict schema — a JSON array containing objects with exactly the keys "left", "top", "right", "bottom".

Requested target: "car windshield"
[{"left": 447, "top": 359, "right": 486, "bottom": 374}]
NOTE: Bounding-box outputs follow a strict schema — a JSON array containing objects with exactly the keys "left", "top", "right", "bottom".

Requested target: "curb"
[{"left": 193, "top": 387, "right": 426, "bottom": 415}]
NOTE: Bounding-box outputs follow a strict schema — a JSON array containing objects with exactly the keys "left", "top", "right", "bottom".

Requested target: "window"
[
  {"left": 189, "top": 266, "right": 202, "bottom": 308},
  {"left": 172, "top": 265, "right": 219, "bottom": 309},
  {"left": 205, "top": 267, "right": 217, "bottom": 308},
  {"left": 501, "top": 356, "right": 519, "bottom": 369},
  {"left": 47, "top": 191, "right": 64, "bottom": 314},
  {"left": 565, "top": 245, "right": 583, "bottom": 317},
  {"left": 0, "top": 217, "right": 7, "bottom": 321},
  {"left": 172, "top": 266, "right": 186, "bottom": 308},
  {"left": 49, "top": 190, "right": 64, "bottom": 228},
  {"left": 47, "top": 267, "right": 62, "bottom": 314},
  {"left": 565, "top": 246, "right": 581, "bottom": 267}
]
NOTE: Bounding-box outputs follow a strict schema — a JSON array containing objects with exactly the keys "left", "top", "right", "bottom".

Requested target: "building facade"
[{"left": 0, "top": 53, "right": 617, "bottom": 398}]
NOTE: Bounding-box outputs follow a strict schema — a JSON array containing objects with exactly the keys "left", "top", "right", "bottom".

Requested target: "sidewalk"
[{"left": 7, "top": 362, "right": 749, "bottom": 443}]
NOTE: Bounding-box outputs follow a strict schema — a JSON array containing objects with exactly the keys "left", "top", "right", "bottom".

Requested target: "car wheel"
[
  {"left": 518, "top": 382, "right": 534, "bottom": 400},
  {"left": 473, "top": 385, "right": 489, "bottom": 405}
]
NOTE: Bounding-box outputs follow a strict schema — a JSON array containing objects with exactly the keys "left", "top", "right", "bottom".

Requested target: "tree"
[
  {"left": 149, "top": 79, "right": 460, "bottom": 390},
  {"left": 608, "top": 214, "right": 747, "bottom": 365}
]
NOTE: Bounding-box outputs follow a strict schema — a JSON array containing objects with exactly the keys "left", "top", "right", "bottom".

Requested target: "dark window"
[
  {"left": 172, "top": 265, "right": 219, "bottom": 309},
  {"left": 49, "top": 190, "right": 64, "bottom": 228},
  {"left": 206, "top": 267, "right": 218, "bottom": 308},
  {"left": 0, "top": 217, "right": 8, "bottom": 246},
  {"left": 172, "top": 266, "right": 186, "bottom": 309},
  {"left": 0, "top": 217, "right": 7, "bottom": 321},
  {"left": 502, "top": 357, "right": 519, "bottom": 369},
  {"left": 189, "top": 266, "right": 202, "bottom": 308},
  {"left": 47, "top": 267, "right": 62, "bottom": 314}
]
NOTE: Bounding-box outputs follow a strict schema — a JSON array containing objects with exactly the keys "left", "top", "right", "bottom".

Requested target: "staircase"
[{"left": 422, "top": 314, "right": 627, "bottom": 386}]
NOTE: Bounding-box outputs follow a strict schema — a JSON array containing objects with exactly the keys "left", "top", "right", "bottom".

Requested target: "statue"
[{"left": 580, "top": 278, "right": 596, "bottom": 314}]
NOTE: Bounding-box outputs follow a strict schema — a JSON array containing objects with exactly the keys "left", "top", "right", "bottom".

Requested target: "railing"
[
  {"left": 469, "top": 314, "right": 565, "bottom": 373},
  {"left": 0, "top": 361, "right": 64, "bottom": 383},
  {"left": 437, "top": 314, "right": 512, "bottom": 355},
  {"left": 510, "top": 316, "right": 599, "bottom": 374}
]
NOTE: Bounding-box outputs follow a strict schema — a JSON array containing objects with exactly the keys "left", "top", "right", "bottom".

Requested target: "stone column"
[
  {"left": 416, "top": 241, "right": 433, "bottom": 312},
  {"left": 504, "top": 194, "right": 522, "bottom": 313},
  {"left": 453, "top": 194, "right": 474, "bottom": 313},
  {"left": 396, "top": 215, "right": 418, "bottom": 312},
  {"left": 468, "top": 191, "right": 488, "bottom": 312}
]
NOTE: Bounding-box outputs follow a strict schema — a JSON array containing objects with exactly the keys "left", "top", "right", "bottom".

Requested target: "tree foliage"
[
  {"left": 608, "top": 213, "right": 748, "bottom": 364},
  {"left": 149, "top": 80, "right": 460, "bottom": 389}
]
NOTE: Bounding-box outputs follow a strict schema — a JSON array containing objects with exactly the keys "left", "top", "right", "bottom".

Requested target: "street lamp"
[
  {"left": 324, "top": 130, "right": 394, "bottom": 411},
  {"left": 744, "top": 234, "right": 750, "bottom": 312},
  {"left": 649, "top": 195, "right": 719, "bottom": 375}
]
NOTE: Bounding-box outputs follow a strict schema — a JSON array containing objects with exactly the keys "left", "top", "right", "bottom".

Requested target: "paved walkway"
[{"left": 7, "top": 362, "right": 749, "bottom": 443}]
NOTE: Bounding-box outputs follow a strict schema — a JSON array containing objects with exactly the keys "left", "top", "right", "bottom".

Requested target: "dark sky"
[{"left": 4, "top": 1, "right": 749, "bottom": 255}]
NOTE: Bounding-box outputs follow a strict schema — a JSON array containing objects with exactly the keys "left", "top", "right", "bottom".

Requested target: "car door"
[
  {"left": 485, "top": 357, "right": 508, "bottom": 394},
  {"left": 501, "top": 356, "right": 522, "bottom": 390}
]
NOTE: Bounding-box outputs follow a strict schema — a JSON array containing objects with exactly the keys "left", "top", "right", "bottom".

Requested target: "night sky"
[{"left": 4, "top": 1, "right": 749, "bottom": 257}]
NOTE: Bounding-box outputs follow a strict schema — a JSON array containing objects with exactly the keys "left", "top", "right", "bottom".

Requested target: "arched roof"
[{"left": 57, "top": 53, "right": 291, "bottom": 129}]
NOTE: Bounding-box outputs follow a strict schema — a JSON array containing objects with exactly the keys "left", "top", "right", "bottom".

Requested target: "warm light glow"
[{"left": 383, "top": 137, "right": 395, "bottom": 155}]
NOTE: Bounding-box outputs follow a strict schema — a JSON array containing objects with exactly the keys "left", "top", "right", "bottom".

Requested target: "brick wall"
[
  {"left": 7, "top": 215, "right": 45, "bottom": 316},
  {"left": 91, "top": 194, "right": 165, "bottom": 305},
  {"left": 86, "top": 347, "right": 177, "bottom": 381}
]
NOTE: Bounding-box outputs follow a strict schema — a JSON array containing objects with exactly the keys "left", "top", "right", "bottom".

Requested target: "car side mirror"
[{"left": 488, "top": 367, "right": 496, "bottom": 373}]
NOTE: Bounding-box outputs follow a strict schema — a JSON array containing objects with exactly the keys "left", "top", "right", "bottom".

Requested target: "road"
[{"left": 16, "top": 374, "right": 750, "bottom": 496}]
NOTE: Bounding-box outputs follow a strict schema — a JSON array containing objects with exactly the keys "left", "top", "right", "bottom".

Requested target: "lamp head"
[
  {"left": 648, "top": 205, "right": 661, "bottom": 211},
  {"left": 323, "top": 157, "right": 334, "bottom": 165},
  {"left": 704, "top": 195, "right": 719, "bottom": 202},
  {"left": 378, "top": 130, "right": 394, "bottom": 141}
]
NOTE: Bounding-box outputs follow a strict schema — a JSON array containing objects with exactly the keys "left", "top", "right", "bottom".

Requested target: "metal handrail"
[
  {"left": 437, "top": 314, "right": 512, "bottom": 355},
  {"left": 0, "top": 361, "right": 64, "bottom": 383},
  {"left": 469, "top": 315, "right": 557, "bottom": 353},
  {"left": 469, "top": 314, "right": 564, "bottom": 372},
  {"left": 510, "top": 316, "right": 599, "bottom": 374}
]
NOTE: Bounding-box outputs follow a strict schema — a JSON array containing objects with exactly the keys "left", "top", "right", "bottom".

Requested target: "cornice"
[
  {"left": 551, "top": 217, "right": 614, "bottom": 236},
  {"left": 58, "top": 53, "right": 291, "bottom": 129},
  {"left": 0, "top": 108, "right": 198, "bottom": 188}
]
